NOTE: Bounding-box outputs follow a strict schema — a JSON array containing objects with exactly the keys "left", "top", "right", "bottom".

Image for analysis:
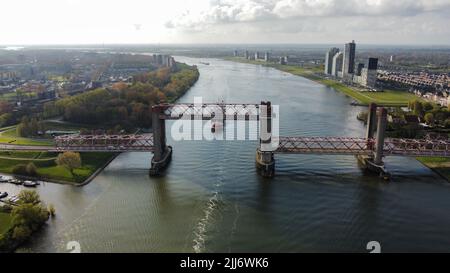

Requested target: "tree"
[
  {"left": 56, "top": 152, "right": 81, "bottom": 175},
  {"left": 412, "top": 100, "right": 424, "bottom": 117},
  {"left": 18, "top": 189, "right": 41, "bottom": 205},
  {"left": 424, "top": 113, "right": 434, "bottom": 125},
  {"left": 12, "top": 163, "right": 37, "bottom": 176},
  {"left": 26, "top": 162, "right": 37, "bottom": 176},
  {"left": 12, "top": 202, "right": 49, "bottom": 231},
  {"left": 0, "top": 113, "right": 13, "bottom": 127},
  {"left": 12, "top": 225, "right": 32, "bottom": 241},
  {"left": 12, "top": 164, "right": 28, "bottom": 176}
]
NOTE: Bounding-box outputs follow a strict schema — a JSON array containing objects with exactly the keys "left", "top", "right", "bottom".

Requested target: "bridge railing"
[{"left": 54, "top": 134, "right": 154, "bottom": 152}]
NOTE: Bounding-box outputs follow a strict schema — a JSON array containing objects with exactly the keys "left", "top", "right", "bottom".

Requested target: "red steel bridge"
[{"left": 2, "top": 102, "right": 449, "bottom": 177}]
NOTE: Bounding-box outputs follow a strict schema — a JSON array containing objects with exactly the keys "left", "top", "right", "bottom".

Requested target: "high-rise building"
[
  {"left": 356, "top": 63, "right": 365, "bottom": 76},
  {"left": 354, "top": 57, "right": 379, "bottom": 88},
  {"left": 264, "top": 52, "right": 270, "bottom": 62},
  {"left": 233, "top": 50, "right": 238, "bottom": 57},
  {"left": 364, "top": 57, "right": 378, "bottom": 88},
  {"left": 366, "top": 57, "right": 378, "bottom": 70},
  {"left": 342, "top": 40, "right": 356, "bottom": 78},
  {"left": 255, "top": 52, "right": 260, "bottom": 60},
  {"left": 245, "top": 50, "right": 249, "bottom": 59},
  {"left": 324, "top": 47, "right": 339, "bottom": 75},
  {"left": 332, "top": 52, "right": 343, "bottom": 77}
]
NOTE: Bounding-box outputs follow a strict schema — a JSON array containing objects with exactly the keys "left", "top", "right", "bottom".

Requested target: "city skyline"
[{"left": 1, "top": 0, "right": 450, "bottom": 45}]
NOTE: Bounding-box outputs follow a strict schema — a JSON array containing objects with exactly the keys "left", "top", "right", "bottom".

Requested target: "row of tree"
[
  {"left": 408, "top": 99, "right": 450, "bottom": 127},
  {"left": 41, "top": 64, "right": 199, "bottom": 129},
  {"left": 16, "top": 116, "right": 46, "bottom": 137}
]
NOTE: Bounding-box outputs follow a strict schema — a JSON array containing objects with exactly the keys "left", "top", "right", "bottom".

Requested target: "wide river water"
[{"left": 3, "top": 56, "right": 450, "bottom": 253}]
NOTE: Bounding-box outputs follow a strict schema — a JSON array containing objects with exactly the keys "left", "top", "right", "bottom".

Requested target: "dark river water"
[{"left": 2, "top": 57, "right": 450, "bottom": 253}]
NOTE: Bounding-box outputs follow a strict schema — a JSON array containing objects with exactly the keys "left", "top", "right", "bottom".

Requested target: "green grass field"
[
  {"left": 0, "top": 121, "right": 117, "bottom": 183},
  {"left": 0, "top": 128, "right": 52, "bottom": 146},
  {"left": 0, "top": 212, "right": 13, "bottom": 236},
  {"left": 0, "top": 152, "right": 116, "bottom": 184},
  {"left": 0, "top": 120, "right": 91, "bottom": 146},
  {"left": 225, "top": 57, "right": 422, "bottom": 107}
]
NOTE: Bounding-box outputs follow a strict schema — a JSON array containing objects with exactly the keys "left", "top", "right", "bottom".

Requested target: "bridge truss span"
[
  {"left": 156, "top": 103, "right": 261, "bottom": 120},
  {"left": 275, "top": 136, "right": 374, "bottom": 155},
  {"left": 54, "top": 134, "right": 154, "bottom": 152}
]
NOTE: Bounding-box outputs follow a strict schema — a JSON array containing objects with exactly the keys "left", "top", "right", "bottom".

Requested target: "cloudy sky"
[{"left": 1, "top": 0, "right": 449, "bottom": 45}]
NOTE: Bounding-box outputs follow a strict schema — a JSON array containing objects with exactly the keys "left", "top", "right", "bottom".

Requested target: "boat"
[
  {"left": 199, "top": 62, "right": 210, "bottom": 65},
  {"left": 23, "top": 180, "right": 38, "bottom": 187},
  {"left": 0, "top": 192, "right": 8, "bottom": 199},
  {"left": 9, "top": 179, "right": 23, "bottom": 185}
]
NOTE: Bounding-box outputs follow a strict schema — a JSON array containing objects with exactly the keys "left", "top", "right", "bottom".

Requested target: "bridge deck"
[{"left": 1, "top": 134, "right": 450, "bottom": 157}]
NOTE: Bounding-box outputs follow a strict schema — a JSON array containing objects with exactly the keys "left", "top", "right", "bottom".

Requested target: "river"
[{"left": 3, "top": 56, "right": 450, "bottom": 253}]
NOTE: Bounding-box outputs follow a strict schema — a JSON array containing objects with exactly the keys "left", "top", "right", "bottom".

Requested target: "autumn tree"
[{"left": 56, "top": 152, "right": 82, "bottom": 175}]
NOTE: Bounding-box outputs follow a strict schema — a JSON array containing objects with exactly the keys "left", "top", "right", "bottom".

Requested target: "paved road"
[{"left": 0, "top": 144, "right": 56, "bottom": 151}]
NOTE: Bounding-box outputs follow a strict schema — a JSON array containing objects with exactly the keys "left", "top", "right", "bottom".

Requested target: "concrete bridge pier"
[
  {"left": 357, "top": 105, "right": 390, "bottom": 179},
  {"left": 149, "top": 105, "right": 172, "bottom": 176},
  {"left": 256, "top": 101, "right": 275, "bottom": 177}
]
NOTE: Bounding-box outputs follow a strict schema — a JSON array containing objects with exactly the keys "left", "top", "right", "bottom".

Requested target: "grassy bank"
[
  {"left": 0, "top": 152, "right": 116, "bottom": 184},
  {"left": 0, "top": 120, "right": 119, "bottom": 184},
  {"left": 225, "top": 57, "right": 421, "bottom": 107},
  {"left": 416, "top": 157, "right": 450, "bottom": 181},
  {"left": 0, "top": 127, "right": 52, "bottom": 146}
]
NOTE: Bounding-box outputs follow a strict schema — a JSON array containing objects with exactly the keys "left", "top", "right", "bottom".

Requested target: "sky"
[{"left": 1, "top": 0, "right": 450, "bottom": 45}]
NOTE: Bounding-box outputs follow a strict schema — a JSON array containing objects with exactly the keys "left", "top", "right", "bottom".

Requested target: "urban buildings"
[
  {"left": 353, "top": 58, "right": 378, "bottom": 88},
  {"left": 324, "top": 41, "right": 380, "bottom": 89},
  {"left": 233, "top": 50, "right": 238, "bottom": 57},
  {"left": 245, "top": 50, "right": 249, "bottom": 59},
  {"left": 331, "top": 52, "right": 343, "bottom": 77},
  {"left": 342, "top": 40, "right": 356, "bottom": 78},
  {"left": 324, "top": 47, "right": 339, "bottom": 75},
  {"left": 264, "top": 52, "right": 270, "bottom": 62},
  {"left": 151, "top": 54, "right": 177, "bottom": 69}
]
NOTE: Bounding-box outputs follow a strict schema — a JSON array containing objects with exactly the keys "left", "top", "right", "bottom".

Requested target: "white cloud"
[
  {"left": 165, "top": 0, "right": 450, "bottom": 44},
  {"left": 167, "top": 0, "right": 450, "bottom": 28}
]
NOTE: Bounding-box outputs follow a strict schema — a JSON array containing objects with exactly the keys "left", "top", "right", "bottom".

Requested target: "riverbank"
[
  {"left": 224, "top": 57, "right": 421, "bottom": 107},
  {"left": 0, "top": 121, "right": 120, "bottom": 184},
  {"left": 416, "top": 157, "right": 450, "bottom": 182}
]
